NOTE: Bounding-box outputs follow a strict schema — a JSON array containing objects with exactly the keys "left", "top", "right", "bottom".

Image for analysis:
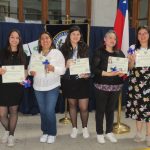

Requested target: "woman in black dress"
[
  {"left": 61, "top": 26, "right": 90, "bottom": 139},
  {"left": 0, "top": 29, "right": 27, "bottom": 147}
]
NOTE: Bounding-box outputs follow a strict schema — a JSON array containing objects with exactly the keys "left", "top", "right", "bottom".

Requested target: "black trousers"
[{"left": 94, "top": 87, "right": 120, "bottom": 134}]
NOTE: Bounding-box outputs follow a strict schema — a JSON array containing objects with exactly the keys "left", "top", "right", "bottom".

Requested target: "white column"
[{"left": 91, "top": 0, "right": 117, "bottom": 27}]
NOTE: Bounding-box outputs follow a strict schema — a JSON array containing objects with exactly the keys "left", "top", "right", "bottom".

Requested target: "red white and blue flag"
[{"left": 114, "top": 0, "right": 129, "bottom": 56}]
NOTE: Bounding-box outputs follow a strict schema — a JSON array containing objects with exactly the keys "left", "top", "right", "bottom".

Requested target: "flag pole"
[
  {"left": 59, "top": 98, "right": 71, "bottom": 124},
  {"left": 113, "top": 91, "right": 130, "bottom": 134},
  {"left": 59, "top": 15, "right": 71, "bottom": 124},
  {"left": 59, "top": 89, "right": 71, "bottom": 124},
  {"left": 113, "top": 0, "right": 130, "bottom": 133}
]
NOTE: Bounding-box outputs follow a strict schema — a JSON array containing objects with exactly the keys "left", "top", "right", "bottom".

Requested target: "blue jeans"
[{"left": 34, "top": 87, "right": 59, "bottom": 136}]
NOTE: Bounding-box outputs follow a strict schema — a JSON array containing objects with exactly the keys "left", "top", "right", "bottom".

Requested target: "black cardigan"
[
  {"left": 91, "top": 48, "right": 125, "bottom": 85},
  {"left": 0, "top": 50, "right": 28, "bottom": 83}
]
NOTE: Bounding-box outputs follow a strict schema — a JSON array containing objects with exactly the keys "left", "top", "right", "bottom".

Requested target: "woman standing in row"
[
  {"left": 61, "top": 26, "right": 90, "bottom": 139},
  {"left": 0, "top": 29, "right": 28, "bottom": 147},
  {"left": 126, "top": 26, "right": 150, "bottom": 147},
  {"left": 28, "top": 31, "right": 65, "bottom": 144},
  {"left": 92, "top": 30, "right": 125, "bottom": 144}
]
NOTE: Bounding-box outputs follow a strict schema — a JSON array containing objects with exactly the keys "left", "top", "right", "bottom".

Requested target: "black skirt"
[
  {"left": 61, "top": 78, "right": 90, "bottom": 99},
  {"left": 0, "top": 83, "right": 24, "bottom": 106}
]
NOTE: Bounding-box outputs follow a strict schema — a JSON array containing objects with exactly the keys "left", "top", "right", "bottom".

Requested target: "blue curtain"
[
  {"left": 0, "top": 22, "right": 45, "bottom": 49},
  {"left": 89, "top": 26, "right": 136, "bottom": 107},
  {"left": 0, "top": 23, "right": 136, "bottom": 114},
  {"left": 89, "top": 26, "right": 136, "bottom": 56},
  {"left": 0, "top": 22, "right": 45, "bottom": 114}
]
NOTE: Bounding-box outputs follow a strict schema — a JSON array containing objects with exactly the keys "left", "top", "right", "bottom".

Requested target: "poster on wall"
[
  {"left": 22, "top": 24, "right": 89, "bottom": 55},
  {"left": 23, "top": 40, "right": 38, "bottom": 56},
  {"left": 46, "top": 24, "right": 89, "bottom": 49}
]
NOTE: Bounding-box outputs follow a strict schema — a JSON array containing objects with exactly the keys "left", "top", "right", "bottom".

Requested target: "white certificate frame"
[
  {"left": 30, "top": 54, "right": 45, "bottom": 74},
  {"left": 2, "top": 65, "right": 25, "bottom": 83},
  {"left": 107, "top": 56, "right": 128, "bottom": 74},
  {"left": 69, "top": 58, "right": 90, "bottom": 75},
  {"left": 135, "top": 49, "right": 150, "bottom": 67}
]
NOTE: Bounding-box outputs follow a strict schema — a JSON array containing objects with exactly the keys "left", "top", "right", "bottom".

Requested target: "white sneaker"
[
  {"left": 47, "top": 136, "right": 56, "bottom": 144},
  {"left": 105, "top": 133, "right": 117, "bottom": 143},
  {"left": 134, "top": 132, "right": 144, "bottom": 142},
  {"left": 40, "top": 134, "right": 48, "bottom": 143},
  {"left": 97, "top": 134, "right": 105, "bottom": 144},
  {"left": 1, "top": 130, "right": 9, "bottom": 143},
  {"left": 7, "top": 135, "right": 15, "bottom": 147},
  {"left": 82, "top": 127, "right": 90, "bottom": 138},
  {"left": 70, "top": 128, "right": 78, "bottom": 138}
]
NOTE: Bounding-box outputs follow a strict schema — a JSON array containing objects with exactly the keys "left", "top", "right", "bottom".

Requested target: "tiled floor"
[{"left": 0, "top": 111, "right": 149, "bottom": 150}]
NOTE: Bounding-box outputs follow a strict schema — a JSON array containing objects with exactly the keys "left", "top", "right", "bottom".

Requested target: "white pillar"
[{"left": 91, "top": 0, "right": 117, "bottom": 27}]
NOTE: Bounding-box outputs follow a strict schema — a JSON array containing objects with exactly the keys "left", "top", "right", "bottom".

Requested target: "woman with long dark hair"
[
  {"left": 0, "top": 29, "right": 27, "bottom": 147},
  {"left": 61, "top": 26, "right": 90, "bottom": 139},
  {"left": 126, "top": 26, "right": 150, "bottom": 147}
]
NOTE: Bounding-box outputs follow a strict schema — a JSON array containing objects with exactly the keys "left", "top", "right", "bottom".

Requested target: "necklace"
[{"left": 42, "top": 50, "right": 50, "bottom": 56}]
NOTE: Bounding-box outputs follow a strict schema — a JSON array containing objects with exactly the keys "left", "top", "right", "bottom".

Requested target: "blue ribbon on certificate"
[
  {"left": 22, "top": 79, "right": 31, "bottom": 88},
  {"left": 110, "top": 66, "right": 117, "bottom": 72},
  {"left": 128, "top": 47, "right": 135, "bottom": 54},
  {"left": 42, "top": 59, "right": 50, "bottom": 74},
  {"left": 42, "top": 59, "right": 50, "bottom": 69},
  {"left": 42, "top": 59, "right": 50, "bottom": 65}
]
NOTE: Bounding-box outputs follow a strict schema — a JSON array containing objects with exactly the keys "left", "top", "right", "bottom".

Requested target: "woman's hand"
[
  {"left": 118, "top": 72, "right": 125, "bottom": 77},
  {"left": 30, "top": 71, "right": 36, "bottom": 76},
  {"left": 102, "top": 71, "right": 124, "bottom": 77},
  {"left": 128, "top": 53, "right": 136, "bottom": 63},
  {"left": 128, "top": 53, "right": 136, "bottom": 69},
  {"left": 0, "top": 67, "right": 6, "bottom": 75},
  {"left": 47, "top": 64, "right": 54, "bottom": 72},
  {"left": 79, "top": 73, "right": 90, "bottom": 79},
  {"left": 66, "top": 59, "right": 75, "bottom": 68}
]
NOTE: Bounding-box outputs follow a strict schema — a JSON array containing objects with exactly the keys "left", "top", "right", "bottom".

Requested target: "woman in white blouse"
[{"left": 28, "top": 31, "right": 65, "bottom": 144}]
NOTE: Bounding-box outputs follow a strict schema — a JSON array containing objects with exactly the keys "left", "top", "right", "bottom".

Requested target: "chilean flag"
[{"left": 114, "top": 0, "right": 129, "bottom": 56}]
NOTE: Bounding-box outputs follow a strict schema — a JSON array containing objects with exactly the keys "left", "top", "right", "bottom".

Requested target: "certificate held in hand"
[
  {"left": 30, "top": 54, "right": 45, "bottom": 74},
  {"left": 135, "top": 49, "right": 150, "bottom": 67},
  {"left": 107, "top": 56, "right": 128, "bottom": 74},
  {"left": 2, "top": 65, "right": 25, "bottom": 83},
  {"left": 69, "top": 58, "right": 90, "bottom": 75}
]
